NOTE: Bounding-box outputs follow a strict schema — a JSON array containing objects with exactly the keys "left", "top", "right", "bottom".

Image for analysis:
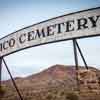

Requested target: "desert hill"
[{"left": 1, "top": 65, "right": 100, "bottom": 100}]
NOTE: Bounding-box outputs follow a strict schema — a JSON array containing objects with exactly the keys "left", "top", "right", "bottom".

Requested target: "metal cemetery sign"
[{"left": 0, "top": 7, "right": 100, "bottom": 57}]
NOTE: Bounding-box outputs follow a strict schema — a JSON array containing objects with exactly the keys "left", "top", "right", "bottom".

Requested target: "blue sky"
[{"left": 0, "top": 0, "right": 100, "bottom": 80}]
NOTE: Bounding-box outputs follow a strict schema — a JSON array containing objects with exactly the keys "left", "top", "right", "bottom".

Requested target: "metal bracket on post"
[{"left": 2, "top": 58, "right": 23, "bottom": 100}]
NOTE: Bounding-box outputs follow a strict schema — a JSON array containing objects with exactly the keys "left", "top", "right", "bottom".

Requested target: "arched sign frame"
[{"left": 0, "top": 7, "right": 100, "bottom": 57}]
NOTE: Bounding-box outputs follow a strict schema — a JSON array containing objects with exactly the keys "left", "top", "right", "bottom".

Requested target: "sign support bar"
[
  {"left": 0, "top": 57, "right": 2, "bottom": 91},
  {"left": 73, "top": 39, "right": 80, "bottom": 91},
  {"left": 73, "top": 39, "right": 89, "bottom": 91},
  {"left": 75, "top": 40, "right": 88, "bottom": 69},
  {"left": 73, "top": 39, "right": 78, "bottom": 70},
  {"left": 2, "top": 58, "right": 23, "bottom": 100}
]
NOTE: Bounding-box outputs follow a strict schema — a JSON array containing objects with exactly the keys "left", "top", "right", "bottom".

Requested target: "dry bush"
[
  {"left": 65, "top": 91, "right": 79, "bottom": 100},
  {"left": 0, "top": 85, "right": 6, "bottom": 96}
]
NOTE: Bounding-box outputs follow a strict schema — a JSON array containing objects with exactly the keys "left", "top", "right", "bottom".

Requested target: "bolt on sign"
[{"left": 0, "top": 7, "right": 100, "bottom": 57}]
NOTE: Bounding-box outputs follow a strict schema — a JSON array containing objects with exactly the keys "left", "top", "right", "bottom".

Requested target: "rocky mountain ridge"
[{"left": 1, "top": 64, "right": 100, "bottom": 100}]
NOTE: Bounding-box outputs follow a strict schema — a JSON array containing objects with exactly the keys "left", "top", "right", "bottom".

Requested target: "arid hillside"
[{"left": 1, "top": 65, "right": 100, "bottom": 100}]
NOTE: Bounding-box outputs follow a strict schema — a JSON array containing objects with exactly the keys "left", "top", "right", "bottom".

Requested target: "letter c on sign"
[{"left": 19, "top": 34, "right": 26, "bottom": 44}]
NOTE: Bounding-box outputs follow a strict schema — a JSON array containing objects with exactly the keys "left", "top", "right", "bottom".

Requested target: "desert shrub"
[
  {"left": 46, "top": 94, "right": 53, "bottom": 100},
  {"left": 0, "top": 85, "right": 6, "bottom": 96},
  {"left": 66, "top": 92, "right": 79, "bottom": 100}
]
